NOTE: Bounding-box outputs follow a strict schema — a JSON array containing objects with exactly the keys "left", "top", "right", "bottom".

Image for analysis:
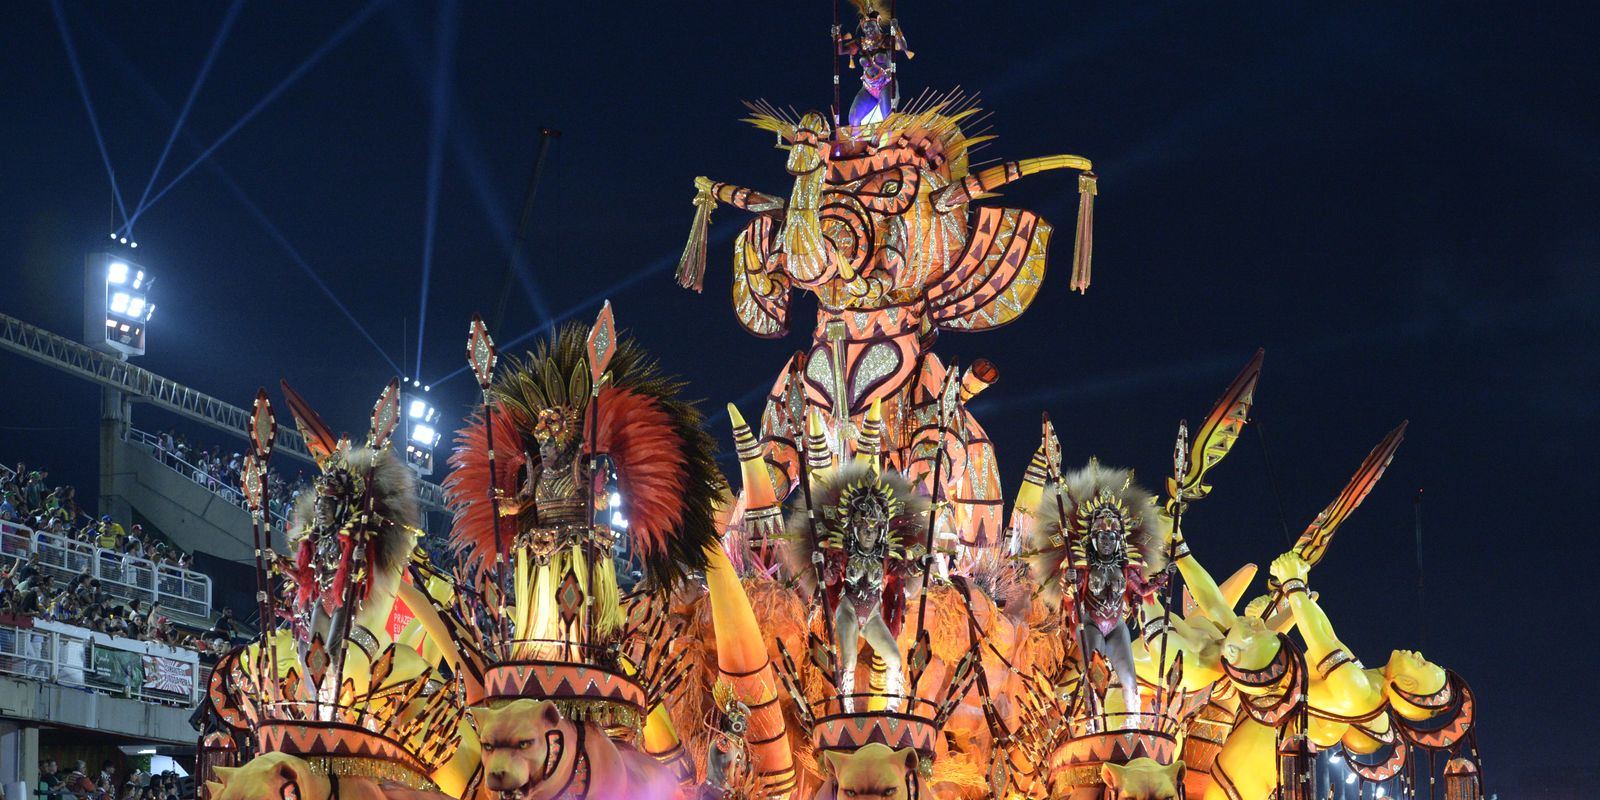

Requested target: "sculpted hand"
[
  {"left": 1269, "top": 552, "right": 1310, "bottom": 584},
  {"left": 694, "top": 176, "right": 715, "bottom": 192}
]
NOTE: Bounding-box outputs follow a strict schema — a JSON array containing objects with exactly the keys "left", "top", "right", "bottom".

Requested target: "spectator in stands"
[
  {"left": 96, "top": 516, "right": 124, "bottom": 549},
  {"left": 159, "top": 430, "right": 176, "bottom": 466},
  {"left": 37, "top": 758, "right": 64, "bottom": 800},
  {"left": 1, "top": 490, "right": 16, "bottom": 521},
  {"left": 209, "top": 606, "right": 236, "bottom": 643},
  {"left": 97, "top": 760, "right": 116, "bottom": 795},
  {"left": 23, "top": 471, "right": 46, "bottom": 510},
  {"left": 5, "top": 581, "right": 41, "bottom": 615},
  {"left": 12, "top": 551, "right": 43, "bottom": 592},
  {"left": 126, "top": 599, "right": 149, "bottom": 637},
  {"left": 68, "top": 573, "right": 92, "bottom": 603},
  {"left": 62, "top": 760, "right": 98, "bottom": 799}
]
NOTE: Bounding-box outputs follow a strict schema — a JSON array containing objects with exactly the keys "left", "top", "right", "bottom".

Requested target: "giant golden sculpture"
[{"left": 197, "top": 4, "right": 1485, "bottom": 800}]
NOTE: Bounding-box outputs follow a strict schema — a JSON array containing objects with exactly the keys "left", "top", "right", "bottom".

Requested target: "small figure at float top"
[{"left": 834, "top": 0, "right": 914, "bottom": 126}]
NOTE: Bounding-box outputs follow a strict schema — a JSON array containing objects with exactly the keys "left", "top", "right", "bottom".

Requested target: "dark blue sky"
[{"left": 3, "top": 2, "right": 1596, "bottom": 787}]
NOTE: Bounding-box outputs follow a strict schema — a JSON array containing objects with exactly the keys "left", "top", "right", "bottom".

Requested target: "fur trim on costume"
[
  {"left": 287, "top": 446, "right": 421, "bottom": 606},
  {"left": 781, "top": 465, "right": 929, "bottom": 597},
  {"left": 1022, "top": 461, "right": 1171, "bottom": 611}
]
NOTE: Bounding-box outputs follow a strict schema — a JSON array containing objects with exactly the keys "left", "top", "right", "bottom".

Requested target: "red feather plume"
[
  {"left": 445, "top": 388, "right": 696, "bottom": 574},
  {"left": 444, "top": 404, "right": 527, "bottom": 569},
  {"left": 590, "top": 385, "right": 685, "bottom": 561}
]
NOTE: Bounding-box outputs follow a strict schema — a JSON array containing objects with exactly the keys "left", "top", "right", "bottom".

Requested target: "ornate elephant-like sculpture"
[{"left": 680, "top": 102, "right": 1095, "bottom": 547}]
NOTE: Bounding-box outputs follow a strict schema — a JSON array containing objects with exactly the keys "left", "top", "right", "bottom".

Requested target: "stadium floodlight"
[
  {"left": 86, "top": 251, "right": 154, "bottom": 357},
  {"left": 410, "top": 424, "right": 437, "bottom": 446},
  {"left": 401, "top": 393, "right": 444, "bottom": 476}
]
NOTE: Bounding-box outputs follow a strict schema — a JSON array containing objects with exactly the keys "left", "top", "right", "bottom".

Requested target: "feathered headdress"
[
  {"left": 1023, "top": 460, "right": 1171, "bottom": 611},
  {"left": 783, "top": 466, "right": 928, "bottom": 586},
  {"left": 279, "top": 380, "right": 421, "bottom": 616},
  {"left": 445, "top": 321, "right": 724, "bottom": 590}
]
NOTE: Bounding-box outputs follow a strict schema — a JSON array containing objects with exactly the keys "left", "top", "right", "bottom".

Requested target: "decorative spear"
[
  {"left": 1155, "top": 350, "right": 1263, "bottom": 717},
  {"left": 1263, "top": 422, "right": 1408, "bottom": 613},
  {"left": 1041, "top": 413, "right": 1097, "bottom": 725},
  {"left": 244, "top": 388, "right": 279, "bottom": 696},
  {"left": 1154, "top": 420, "right": 1188, "bottom": 719},
  {"left": 785, "top": 353, "right": 836, "bottom": 649},
  {"left": 466, "top": 313, "right": 507, "bottom": 652},
  {"left": 584, "top": 301, "right": 619, "bottom": 645},
  {"left": 909, "top": 360, "right": 959, "bottom": 695}
]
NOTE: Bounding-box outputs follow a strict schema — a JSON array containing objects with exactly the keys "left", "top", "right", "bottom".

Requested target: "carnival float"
[{"left": 194, "top": 3, "right": 1485, "bottom": 799}]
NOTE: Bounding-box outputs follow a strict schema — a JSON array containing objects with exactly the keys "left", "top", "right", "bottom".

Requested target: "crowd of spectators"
[
  {"left": 2, "top": 460, "right": 194, "bottom": 570},
  {"left": 2, "top": 554, "right": 179, "bottom": 642},
  {"left": 2, "top": 550, "right": 239, "bottom": 657},
  {"left": 1, "top": 460, "right": 238, "bottom": 659},
  {"left": 146, "top": 429, "right": 308, "bottom": 521},
  {"left": 2, "top": 465, "right": 88, "bottom": 530},
  {"left": 36, "top": 757, "right": 186, "bottom": 800}
]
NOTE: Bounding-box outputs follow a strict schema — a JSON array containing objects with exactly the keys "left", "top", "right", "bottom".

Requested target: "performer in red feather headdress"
[{"left": 445, "top": 319, "right": 724, "bottom": 652}]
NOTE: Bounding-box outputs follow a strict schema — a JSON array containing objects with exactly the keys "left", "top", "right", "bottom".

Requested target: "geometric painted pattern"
[
  {"left": 812, "top": 711, "right": 939, "bottom": 760},
  {"left": 474, "top": 660, "right": 648, "bottom": 713}
]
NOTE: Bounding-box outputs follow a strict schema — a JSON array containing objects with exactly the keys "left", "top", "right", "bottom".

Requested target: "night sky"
[{"left": 3, "top": 2, "right": 1596, "bottom": 789}]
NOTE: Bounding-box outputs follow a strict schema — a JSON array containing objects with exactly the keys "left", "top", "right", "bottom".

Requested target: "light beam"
[
  {"left": 123, "top": 0, "right": 390, "bottom": 231},
  {"left": 51, "top": 0, "right": 129, "bottom": 229},
  {"left": 129, "top": 0, "right": 244, "bottom": 232},
  {"left": 211, "top": 165, "right": 406, "bottom": 375},
  {"left": 413, "top": 0, "right": 457, "bottom": 379},
  {"left": 426, "top": 224, "right": 739, "bottom": 387}
]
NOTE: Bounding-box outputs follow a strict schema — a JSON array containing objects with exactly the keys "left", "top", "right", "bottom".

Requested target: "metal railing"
[
  {"left": 0, "top": 619, "right": 202, "bottom": 706},
  {"left": 0, "top": 520, "right": 212, "bottom": 622},
  {"left": 125, "top": 427, "right": 292, "bottom": 529}
]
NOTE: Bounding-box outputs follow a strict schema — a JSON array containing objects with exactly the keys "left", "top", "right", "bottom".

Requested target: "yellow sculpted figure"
[
  {"left": 214, "top": 382, "right": 478, "bottom": 800},
  {"left": 1268, "top": 551, "right": 1451, "bottom": 750},
  {"left": 1174, "top": 549, "right": 1454, "bottom": 800},
  {"left": 1131, "top": 529, "right": 1287, "bottom": 800}
]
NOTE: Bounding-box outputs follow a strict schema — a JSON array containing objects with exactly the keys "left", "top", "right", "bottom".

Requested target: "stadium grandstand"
[{"left": 1, "top": 457, "right": 226, "bottom": 800}]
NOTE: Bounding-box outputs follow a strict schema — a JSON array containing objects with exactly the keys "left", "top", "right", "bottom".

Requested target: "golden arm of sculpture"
[
  {"left": 693, "top": 175, "right": 789, "bottom": 214},
  {"left": 1132, "top": 559, "right": 1257, "bottom": 692},
  {"left": 1171, "top": 532, "right": 1237, "bottom": 628},
  {"left": 932, "top": 155, "right": 1095, "bottom": 212},
  {"left": 1267, "top": 552, "right": 1379, "bottom": 703}
]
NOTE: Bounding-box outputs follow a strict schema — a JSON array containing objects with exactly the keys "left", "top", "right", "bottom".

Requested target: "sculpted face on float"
[
  {"left": 1101, "top": 758, "right": 1185, "bottom": 800},
  {"left": 1222, "top": 615, "right": 1278, "bottom": 671},
  {"left": 470, "top": 700, "right": 574, "bottom": 800},
  {"left": 821, "top": 743, "right": 920, "bottom": 800},
  {"left": 1386, "top": 648, "right": 1445, "bottom": 693},
  {"left": 208, "top": 753, "right": 330, "bottom": 800}
]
